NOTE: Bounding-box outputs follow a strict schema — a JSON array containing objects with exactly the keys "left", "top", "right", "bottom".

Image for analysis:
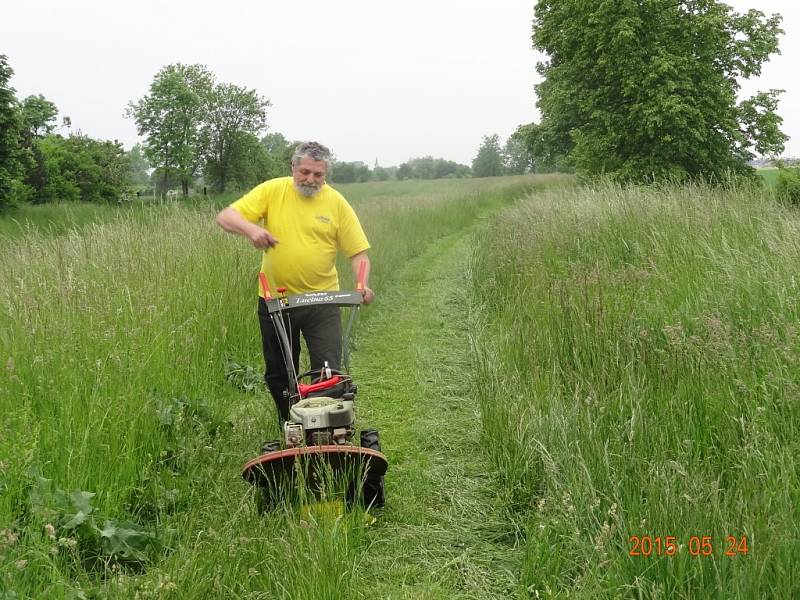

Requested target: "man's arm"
[
  {"left": 215, "top": 206, "right": 279, "bottom": 249},
  {"left": 350, "top": 251, "right": 374, "bottom": 304}
]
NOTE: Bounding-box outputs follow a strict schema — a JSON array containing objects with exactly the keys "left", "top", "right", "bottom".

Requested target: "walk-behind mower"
[{"left": 241, "top": 269, "right": 388, "bottom": 512}]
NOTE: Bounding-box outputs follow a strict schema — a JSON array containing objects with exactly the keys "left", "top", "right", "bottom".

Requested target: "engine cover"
[{"left": 288, "top": 397, "right": 354, "bottom": 430}]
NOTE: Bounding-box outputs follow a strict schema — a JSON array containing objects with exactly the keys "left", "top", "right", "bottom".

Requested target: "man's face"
[{"left": 292, "top": 157, "right": 327, "bottom": 197}]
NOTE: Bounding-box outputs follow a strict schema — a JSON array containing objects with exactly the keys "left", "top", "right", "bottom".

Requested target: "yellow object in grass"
[{"left": 299, "top": 500, "right": 345, "bottom": 523}]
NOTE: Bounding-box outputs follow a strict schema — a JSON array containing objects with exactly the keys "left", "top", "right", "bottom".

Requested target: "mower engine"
[{"left": 284, "top": 368, "right": 358, "bottom": 448}]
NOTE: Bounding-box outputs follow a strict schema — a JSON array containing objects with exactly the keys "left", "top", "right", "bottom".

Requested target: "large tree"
[
  {"left": 126, "top": 63, "right": 214, "bottom": 196},
  {"left": 532, "top": 0, "right": 786, "bottom": 181},
  {"left": 260, "top": 132, "right": 294, "bottom": 179},
  {"left": 504, "top": 128, "right": 535, "bottom": 174},
  {"left": 19, "top": 94, "right": 59, "bottom": 138},
  {"left": 0, "top": 55, "right": 22, "bottom": 209},
  {"left": 200, "top": 83, "right": 270, "bottom": 193},
  {"left": 472, "top": 134, "right": 505, "bottom": 178}
]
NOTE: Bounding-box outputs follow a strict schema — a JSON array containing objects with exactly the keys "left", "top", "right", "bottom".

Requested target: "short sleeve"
[{"left": 229, "top": 181, "right": 270, "bottom": 223}]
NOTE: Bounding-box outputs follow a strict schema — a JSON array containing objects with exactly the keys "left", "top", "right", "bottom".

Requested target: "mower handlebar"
[{"left": 262, "top": 290, "right": 363, "bottom": 314}]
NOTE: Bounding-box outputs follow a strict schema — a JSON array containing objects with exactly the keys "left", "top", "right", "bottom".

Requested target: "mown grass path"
[{"left": 349, "top": 227, "right": 521, "bottom": 599}]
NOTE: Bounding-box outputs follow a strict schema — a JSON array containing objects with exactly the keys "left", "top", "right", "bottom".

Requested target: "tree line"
[
  {"left": 7, "top": 0, "right": 782, "bottom": 212},
  {"left": 1, "top": 55, "right": 132, "bottom": 210},
  {"left": 2, "top": 55, "right": 527, "bottom": 212}
]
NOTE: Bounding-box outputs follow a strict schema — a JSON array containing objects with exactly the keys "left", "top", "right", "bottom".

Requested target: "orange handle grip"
[
  {"left": 356, "top": 261, "right": 367, "bottom": 292},
  {"left": 258, "top": 272, "right": 273, "bottom": 300}
]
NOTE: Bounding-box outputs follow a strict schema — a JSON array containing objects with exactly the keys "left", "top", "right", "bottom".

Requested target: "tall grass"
[
  {"left": 0, "top": 175, "right": 563, "bottom": 596},
  {"left": 470, "top": 182, "right": 800, "bottom": 598}
]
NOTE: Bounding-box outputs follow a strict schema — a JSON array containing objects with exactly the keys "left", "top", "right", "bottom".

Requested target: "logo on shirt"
[{"left": 315, "top": 215, "right": 331, "bottom": 225}]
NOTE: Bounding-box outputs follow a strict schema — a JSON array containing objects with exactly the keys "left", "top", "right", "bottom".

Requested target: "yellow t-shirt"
[{"left": 229, "top": 177, "right": 370, "bottom": 296}]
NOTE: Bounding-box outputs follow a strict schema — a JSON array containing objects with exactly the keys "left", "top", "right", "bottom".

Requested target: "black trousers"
[{"left": 257, "top": 298, "right": 341, "bottom": 422}]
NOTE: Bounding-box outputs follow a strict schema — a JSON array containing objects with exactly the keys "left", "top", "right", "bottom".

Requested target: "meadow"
[
  {"left": 1, "top": 174, "right": 797, "bottom": 598},
  {"left": 0, "top": 175, "right": 555, "bottom": 598},
  {"left": 472, "top": 180, "right": 800, "bottom": 597}
]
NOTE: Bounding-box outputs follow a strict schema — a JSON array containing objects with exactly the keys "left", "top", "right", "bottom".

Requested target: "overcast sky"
[{"left": 2, "top": 0, "right": 797, "bottom": 166}]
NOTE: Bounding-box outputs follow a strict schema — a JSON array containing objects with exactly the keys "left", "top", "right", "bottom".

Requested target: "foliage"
[
  {"left": 329, "top": 160, "right": 371, "bottom": 183},
  {"left": 27, "top": 469, "right": 172, "bottom": 565},
  {"left": 33, "top": 134, "right": 130, "bottom": 203},
  {"left": 223, "top": 361, "right": 264, "bottom": 394},
  {"left": 775, "top": 164, "right": 800, "bottom": 205},
  {"left": 0, "top": 54, "right": 23, "bottom": 210},
  {"left": 395, "top": 156, "right": 470, "bottom": 180},
  {"left": 221, "top": 131, "right": 270, "bottom": 191},
  {"left": 471, "top": 134, "right": 505, "bottom": 177},
  {"left": 19, "top": 94, "right": 59, "bottom": 138},
  {"left": 372, "top": 165, "right": 392, "bottom": 181},
  {"left": 127, "top": 143, "right": 151, "bottom": 189},
  {"left": 503, "top": 129, "right": 535, "bottom": 174},
  {"left": 200, "top": 83, "right": 270, "bottom": 193},
  {"left": 129, "top": 64, "right": 276, "bottom": 195},
  {"left": 126, "top": 63, "right": 214, "bottom": 196},
  {"left": 260, "top": 132, "right": 294, "bottom": 179},
  {"left": 532, "top": 0, "right": 787, "bottom": 181}
]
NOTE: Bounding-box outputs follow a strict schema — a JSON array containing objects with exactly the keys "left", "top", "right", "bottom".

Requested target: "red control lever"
[
  {"left": 356, "top": 260, "right": 367, "bottom": 292},
  {"left": 258, "top": 272, "right": 273, "bottom": 300}
]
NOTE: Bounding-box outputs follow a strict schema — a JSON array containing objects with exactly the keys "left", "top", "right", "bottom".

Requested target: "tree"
[
  {"left": 373, "top": 165, "right": 391, "bottom": 181},
  {"left": 532, "top": 0, "right": 786, "bottom": 181},
  {"left": 0, "top": 54, "right": 22, "bottom": 210},
  {"left": 260, "top": 132, "right": 294, "bottom": 180},
  {"left": 19, "top": 95, "right": 58, "bottom": 138},
  {"left": 503, "top": 129, "right": 535, "bottom": 174},
  {"left": 224, "top": 132, "right": 271, "bottom": 191},
  {"left": 396, "top": 162, "right": 412, "bottom": 180},
  {"left": 200, "top": 83, "right": 270, "bottom": 193},
  {"left": 391, "top": 157, "right": 470, "bottom": 180},
  {"left": 127, "top": 63, "right": 214, "bottom": 196},
  {"left": 472, "top": 134, "right": 505, "bottom": 177},
  {"left": 16, "top": 94, "right": 63, "bottom": 202},
  {"left": 330, "top": 161, "right": 372, "bottom": 184},
  {"left": 35, "top": 134, "right": 129, "bottom": 203},
  {"left": 127, "top": 143, "right": 151, "bottom": 189}
]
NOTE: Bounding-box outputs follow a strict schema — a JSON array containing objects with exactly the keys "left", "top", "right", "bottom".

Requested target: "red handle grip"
[
  {"left": 356, "top": 261, "right": 367, "bottom": 292},
  {"left": 258, "top": 272, "right": 273, "bottom": 300}
]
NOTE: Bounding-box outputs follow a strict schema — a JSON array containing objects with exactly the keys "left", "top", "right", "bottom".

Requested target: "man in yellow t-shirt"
[{"left": 216, "top": 141, "right": 374, "bottom": 422}]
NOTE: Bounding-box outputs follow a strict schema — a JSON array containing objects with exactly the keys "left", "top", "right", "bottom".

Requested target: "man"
[{"left": 216, "top": 141, "right": 374, "bottom": 423}]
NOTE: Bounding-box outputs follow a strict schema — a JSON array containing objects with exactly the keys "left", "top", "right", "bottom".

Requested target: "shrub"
[{"left": 776, "top": 165, "right": 800, "bottom": 205}]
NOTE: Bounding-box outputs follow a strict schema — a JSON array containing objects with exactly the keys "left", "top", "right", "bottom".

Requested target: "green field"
[
  {"left": 757, "top": 167, "right": 780, "bottom": 187},
  {"left": 1, "top": 175, "right": 798, "bottom": 598}
]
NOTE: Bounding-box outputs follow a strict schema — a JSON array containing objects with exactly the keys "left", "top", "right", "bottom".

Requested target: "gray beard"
[{"left": 294, "top": 182, "right": 322, "bottom": 197}]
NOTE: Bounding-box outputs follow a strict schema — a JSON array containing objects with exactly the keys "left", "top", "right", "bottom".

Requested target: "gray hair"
[{"left": 291, "top": 141, "right": 332, "bottom": 169}]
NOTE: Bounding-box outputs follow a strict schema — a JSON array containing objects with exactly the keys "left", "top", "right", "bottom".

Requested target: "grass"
[
  {"left": 0, "top": 174, "right": 567, "bottom": 598},
  {"left": 470, "top": 181, "right": 800, "bottom": 598},
  {"left": 757, "top": 167, "right": 780, "bottom": 187},
  {"left": 8, "top": 173, "right": 793, "bottom": 597}
]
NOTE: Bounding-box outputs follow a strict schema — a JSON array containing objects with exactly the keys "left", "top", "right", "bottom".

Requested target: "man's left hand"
[{"left": 362, "top": 287, "right": 375, "bottom": 305}]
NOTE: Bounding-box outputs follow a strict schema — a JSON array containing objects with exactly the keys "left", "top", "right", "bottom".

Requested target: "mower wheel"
[{"left": 359, "top": 429, "right": 385, "bottom": 508}]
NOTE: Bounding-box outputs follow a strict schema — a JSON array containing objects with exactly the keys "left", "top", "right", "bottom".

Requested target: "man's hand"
[
  {"left": 249, "top": 228, "right": 279, "bottom": 250},
  {"left": 350, "top": 251, "right": 373, "bottom": 304},
  {"left": 216, "top": 207, "right": 279, "bottom": 250},
  {"left": 361, "top": 287, "right": 375, "bottom": 305}
]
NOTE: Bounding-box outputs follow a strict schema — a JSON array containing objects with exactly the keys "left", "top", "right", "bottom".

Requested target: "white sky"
[{"left": 2, "top": 0, "right": 798, "bottom": 166}]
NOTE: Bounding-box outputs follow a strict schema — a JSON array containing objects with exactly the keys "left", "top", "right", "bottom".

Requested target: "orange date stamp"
[{"left": 628, "top": 535, "right": 749, "bottom": 557}]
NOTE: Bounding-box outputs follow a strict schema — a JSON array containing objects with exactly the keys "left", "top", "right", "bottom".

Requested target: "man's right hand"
[
  {"left": 249, "top": 228, "right": 279, "bottom": 249},
  {"left": 216, "top": 207, "right": 279, "bottom": 249}
]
